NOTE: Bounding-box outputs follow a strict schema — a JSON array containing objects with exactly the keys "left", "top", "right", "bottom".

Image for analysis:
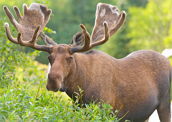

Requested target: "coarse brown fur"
[{"left": 47, "top": 45, "right": 171, "bottom": 122}]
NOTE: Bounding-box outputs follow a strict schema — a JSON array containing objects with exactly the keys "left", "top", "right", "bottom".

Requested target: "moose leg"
[{"left": 157, "top": 99, "right": 171, "bottom": 122}]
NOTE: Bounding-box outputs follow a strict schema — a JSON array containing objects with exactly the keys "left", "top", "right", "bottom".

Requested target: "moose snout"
[
  {"left": 46, "top": 73, "right": 64, "bottom": 92},
  {"left": 46, "top": 82, "right": 61, "bottom": 92}
]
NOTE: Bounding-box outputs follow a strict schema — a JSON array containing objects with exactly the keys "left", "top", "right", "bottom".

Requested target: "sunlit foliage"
[{"left": 128, "top": 0, "right": 172, "bottom": 52}]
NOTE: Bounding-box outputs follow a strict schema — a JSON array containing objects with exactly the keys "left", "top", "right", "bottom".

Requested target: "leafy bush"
[
  {"left": 0, "top": 59, "right": 120, "bottom": 121},
  {"left": 128, "top": 0, "right": 172, "bottom": 52},
  {"left": 0, "top": 87, "right": 119, "bottom": 121}
]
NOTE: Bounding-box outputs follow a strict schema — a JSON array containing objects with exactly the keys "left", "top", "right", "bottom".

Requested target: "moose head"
[{"left": 4, "top": 3, "right": 126, "bottom": 92}]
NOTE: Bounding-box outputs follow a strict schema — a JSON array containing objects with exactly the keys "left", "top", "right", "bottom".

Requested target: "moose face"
[{"left": 46, "top": 45, "right": 75, "bottom": 92}]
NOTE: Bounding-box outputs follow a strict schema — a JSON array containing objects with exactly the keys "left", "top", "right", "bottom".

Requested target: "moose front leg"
[{"left": 157, "top": 103, "right": 171, "bottom": 122}]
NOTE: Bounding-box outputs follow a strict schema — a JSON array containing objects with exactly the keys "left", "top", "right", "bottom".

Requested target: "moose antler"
[
  {"left": 4, "top": 3, "right": 125, "bottom": 54},
  {"left": 4, "top": 3, "right": 52, "bottom": 41},
  {"left": 4, "top": 3, "right": 55, "bottom": 52},
  {"left": 4, "top": 23, "right": 51, "bottom": 52},
  {"left": 71, "top": 32, "right": 84, "bottom": 46},
  {"left": 39, "top": 32, "right": 57, "bottom": 46},
  {"left": 70, "top": 3, "right": 126, "bottom": 53}
]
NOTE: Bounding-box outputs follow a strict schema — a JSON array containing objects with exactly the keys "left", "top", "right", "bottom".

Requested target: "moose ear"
[{"left": 71, "top": 32, "right": 84, "bottom": 46}]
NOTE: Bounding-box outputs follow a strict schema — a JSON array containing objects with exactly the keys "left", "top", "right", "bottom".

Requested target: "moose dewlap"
[{"left": 3, "top": 3, "right": 171, "bottom": 122}]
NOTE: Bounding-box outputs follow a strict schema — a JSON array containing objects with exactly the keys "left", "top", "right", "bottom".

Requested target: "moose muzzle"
[{"left": 46, "top": 73, "right": 65, "bottom": 92}]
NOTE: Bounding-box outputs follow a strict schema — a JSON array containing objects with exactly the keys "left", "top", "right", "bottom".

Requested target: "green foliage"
[
  {"left": 128, "top": 0, "right": 172, "bottom": 52},
  {"left": 0, "top": 17, "right": 38, "bottom": 88},
  {"left": 0, "top": 86, "right": 119, "bottom": 121}
]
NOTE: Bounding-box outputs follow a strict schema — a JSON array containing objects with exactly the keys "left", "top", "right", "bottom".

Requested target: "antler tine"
[
  {"left": 17, "top": 27, "right": 51, "bottom": 52},
  {"left": 69, "top": 24, "right": 91, "bottom": 53},
  {"left": 40, "top": 33, "right": 57, "bottom": 46},
  {"left": 3, "top": 6, "right": 19, "bottom": 28},
  {"left": 70, "top": 22, "right": 109, "bottom": 53},
  {"left": 40, "top": 5, "right": 52, "bottom": 22},
  {"left": 17, "top": 26, "right": 40, "bottom": 45},
  {"left": 110, "top": 11, "right": 126, "bottom": 36},
  {"left": 90, "top": 22, "right": 109, "bottom": 48},
  {"left": 4, "top": 23, "right": 18, "bottom": 44},
  {"left": 23, "top": 4, "right": 28, "bottom": 15},
  {"left": 80, "top": 24, "right": 91, "bottom": 50},
  {"left": 4, "top": 23, "right": 51, "bottom": 52},
  {"left": 30, "top": 26, "right": 40, "bottom": 43},
  {"left": 44, "top": 9, "right": 51, "bottom": 22},
  {"left": 71, "top": 32, "right": 83, "bottom": 46},
  {"left": 17, "top": 33, "right": 22, "bottom": 44},
  {"left": 17, "top": 32, "right": 51, "bottom": 52},
  {"left": 13, "top": 6, "right": 22, "bottom": 21}
]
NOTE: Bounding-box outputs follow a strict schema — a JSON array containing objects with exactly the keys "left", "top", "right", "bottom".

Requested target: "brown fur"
[{"left": 47, "top": 45, "right": 171, "bottom": 122}]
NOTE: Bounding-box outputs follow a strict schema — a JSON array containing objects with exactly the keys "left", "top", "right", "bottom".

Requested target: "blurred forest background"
[
  {"left": 0, "top": 0, "right": 172, "bottom": 121},
  {"left": 1, "top": 0, "right": 172, "bottom": 64}
]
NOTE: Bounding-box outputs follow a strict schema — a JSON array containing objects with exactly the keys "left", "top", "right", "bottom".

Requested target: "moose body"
[
  {"left": 4, "top": 3, "right": 171, "bottom": 122},
  {"left": 47, "top": 48, "right": 171, "bottom": 122}
]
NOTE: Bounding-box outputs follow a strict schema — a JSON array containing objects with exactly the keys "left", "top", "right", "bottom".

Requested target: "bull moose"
[{"left": 3, "top": 3, "right": 171, "bottom": 122}]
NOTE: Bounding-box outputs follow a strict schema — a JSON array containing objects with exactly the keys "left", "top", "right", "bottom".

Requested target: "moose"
[{"left": 3, "top": 3, "right": 171, "bottom": 122}]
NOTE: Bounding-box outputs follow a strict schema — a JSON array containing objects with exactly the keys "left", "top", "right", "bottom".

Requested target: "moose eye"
[{"left": 66, "top": 56, "right": 73, "bottom": 64}]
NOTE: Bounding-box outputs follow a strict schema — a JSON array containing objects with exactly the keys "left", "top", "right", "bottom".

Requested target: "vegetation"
[
  {"left": 128, "top": 0, "right": 172, "bottom": 52},
  {"left": 0, "top": 0, "right": 171, "bottom": 121}
]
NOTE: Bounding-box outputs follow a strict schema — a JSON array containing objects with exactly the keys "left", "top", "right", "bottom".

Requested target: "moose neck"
[
  {"left": 64, "top": 50, "right": 119, "bottom": 103},
  {"left": 64, "top": 52, "right": 94, "bottom": 100}
]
